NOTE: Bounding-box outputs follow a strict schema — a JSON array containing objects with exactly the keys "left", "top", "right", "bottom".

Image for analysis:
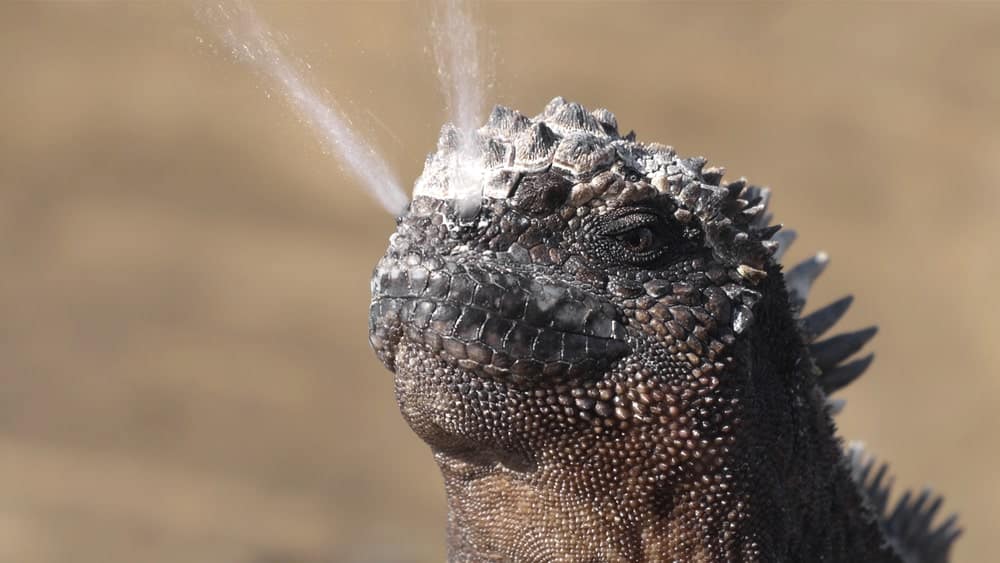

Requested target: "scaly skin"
[{"left": 368, "top": 98, "right": 957, "bottom": 562}]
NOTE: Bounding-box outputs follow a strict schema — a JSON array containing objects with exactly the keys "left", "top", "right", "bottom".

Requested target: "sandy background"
[{"left": 1, "top": 2, "right": 998, "bottom": 562}]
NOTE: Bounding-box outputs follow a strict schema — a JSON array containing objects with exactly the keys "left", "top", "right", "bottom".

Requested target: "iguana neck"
[
  {"left": 436, "top": 440, "right": 897, "bottom": 562},
  {"left": 432, "top": 353, "right": 900, "bottom": 562}
]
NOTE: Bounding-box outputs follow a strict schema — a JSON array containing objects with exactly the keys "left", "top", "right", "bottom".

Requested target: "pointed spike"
[
  {"left": 740, "top": 184, "right": 762, "bottom": 201},
  {"left": 742, "top": 203, "right": 766, "bottom": 219},
  {"left": 435, "top": 122, "right": 460, "bottom": 152},
  {"left": 820, "top": 353, "right": 875, "bottom": 393},
  {"left": 771, "top": 229, "right": 797, "bottom": 262},
  {"left": 855, "top": 451, "right": 874, "bottom": 482},
  {"left": 702, "top": 166, "right": 725, "bottom": 186},
  {"left": 485, "top": 105, "right": 529, "bottom": 137},
  {"left": 845, "top": 442, "right": 959, "bottom": 562},
  {"left": 757, "top": 224, "right": 782, "bottom": 240},
  {"left": 755, "top": 187, "right": 772, "bottom": 210},
  {"left": 476, "top": 136, "right": 507, "bottom": 168},
  {"left": 870, "top": 488, "right": 890, "bottom": 515},
  {"left": 864, "top": 459, "right": 893, "bottom": 514},
  {"left": 550, "top": 102, "right": 603, "bottom": 134},
  {"left": 903, "top": 490, "right": 932, "bottom": 538},
  {"left": 513, "top": 122, "right": 558, "bottom": 167},
  {"left": 486, "top": 104, "right": 508, "bottom": 125},
  {"left": 724, "top": 178, "right": 747, "bottom": 198},
  {"left": 936, "top": 513, "right": 961, "bottom": 538},
  {"left": 914, "top": 494, "right": 944, "bottom": 539},
  {"left": 722, "top": 197, "right": 749, "bottom": 214},
  {"left": 785, "top": 251, "right": 829, "bottom": 309},
  {"left": 929, "top": 514, "right": 962, "bottom": 551},
  {"left": 868, "top": 462, "right": 885, "bottom": 489},
  {"left": 541, "top": 96, "right": 567, "bottom": 117},
  {"left": 868, "top": 462, "right": 887, "bottom": 491},
  {"left": 846, "top": 441, "right": 862, "bottom": 460},
  {"left": 591, "top": 108, "right": 619, "bottom": 136},
  {"left": 810, "top": 326, "right": 878, "bottom": 371},
  {"left": 928, "top": 513, "right": 963, "bottom": 550},
  {"left": 888, "top": 490, "right": 913, "bottom": 528},
  {"left": 827, "top": 398, "right": 846, "bottom": 415},
  {"left": 800, "top": 295, "right": 854, "bottom": 341}
]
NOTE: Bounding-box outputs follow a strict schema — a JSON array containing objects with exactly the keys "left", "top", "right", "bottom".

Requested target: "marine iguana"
[{"left": 368, "top": 98, "right": 960, "bottom": 562}]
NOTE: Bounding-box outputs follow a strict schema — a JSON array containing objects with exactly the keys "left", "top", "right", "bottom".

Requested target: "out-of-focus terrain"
[{"left": 1, "top": 3, "right": 997, "bottom": 562}]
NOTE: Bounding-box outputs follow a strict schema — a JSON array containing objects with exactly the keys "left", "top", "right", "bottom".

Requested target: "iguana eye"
[
  {"left": 616, "top": 225, "right": 656, "bottom": 252},
  {"left": 598, "top": 211, "right": 670, "bottom": 265}
]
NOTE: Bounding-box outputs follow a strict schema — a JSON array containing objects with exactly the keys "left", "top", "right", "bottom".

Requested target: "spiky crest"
[
  {"left": 778, "top": 223, "right": 961, "bottom": 563},
  {"left": 847, "top": 445, "right": 962, "bottom": 563}
]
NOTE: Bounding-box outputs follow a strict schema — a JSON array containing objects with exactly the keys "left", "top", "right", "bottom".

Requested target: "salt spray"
[
  {"left": 430, "top": 0, "right": 487, "bottom": 220},
  {"left": 198, "top": 1, "right": 409, "bottom": 216}
]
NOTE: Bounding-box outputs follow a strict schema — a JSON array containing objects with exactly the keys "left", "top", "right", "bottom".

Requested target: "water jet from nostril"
[{"left": 197, "top": 0, "right": 409, "bottom": 215}]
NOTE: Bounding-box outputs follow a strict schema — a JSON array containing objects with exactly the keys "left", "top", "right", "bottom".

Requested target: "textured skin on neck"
[{"left": 369, "top": 98, "right": 953, "bottom": 562}]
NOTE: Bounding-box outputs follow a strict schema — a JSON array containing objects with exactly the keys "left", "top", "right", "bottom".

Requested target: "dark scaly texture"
[{"left": 368, "top": 98, "right": 960, "bottom": 562}]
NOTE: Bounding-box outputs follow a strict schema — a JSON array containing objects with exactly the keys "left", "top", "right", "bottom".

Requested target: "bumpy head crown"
[
  {"left": 417, "top": 96, "right": 778, "bottom": 264},
  {"left": 414, "top": 97, "right": 780, "bottom": 330}
]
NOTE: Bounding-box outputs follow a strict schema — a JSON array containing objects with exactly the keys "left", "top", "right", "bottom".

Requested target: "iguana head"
[
  {"left": 367, "top": 98, "right": 951, "bottom": 561},
  {"left": 368, "top": 97, "right": 818, "bottom": 558}
]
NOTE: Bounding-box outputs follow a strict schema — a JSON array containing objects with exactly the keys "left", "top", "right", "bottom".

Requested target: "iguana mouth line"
[
  {"left": 370, "top": 256, "right": 631, "bottom": 379},
  {"left": 370, "top": 294, "right": 630, "bottom": 381}
]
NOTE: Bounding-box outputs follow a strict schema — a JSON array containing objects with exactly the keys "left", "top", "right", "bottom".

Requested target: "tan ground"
[{"left": 1, "top": 2, "right": 998, "bottom": 562}]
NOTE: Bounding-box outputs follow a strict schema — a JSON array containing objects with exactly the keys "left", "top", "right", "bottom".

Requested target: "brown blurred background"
[{"left": 1, "top": 2, "right": 998, "bottom": 562}]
